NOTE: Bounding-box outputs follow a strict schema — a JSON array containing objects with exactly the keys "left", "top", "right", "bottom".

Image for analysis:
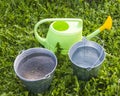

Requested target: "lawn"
[{"left": 0, "top": 0, "right": 120, "bottom": 96}]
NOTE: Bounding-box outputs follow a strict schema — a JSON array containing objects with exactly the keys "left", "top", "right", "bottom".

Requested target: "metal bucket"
[
  {"left": 68, "top": 38, "right": 105, "bottom": 80},
  {"left": 14, "top": 48, "right": 57, "bottom": 93}
]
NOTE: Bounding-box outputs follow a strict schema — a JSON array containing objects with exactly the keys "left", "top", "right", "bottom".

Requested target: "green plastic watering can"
[{"left": 34, "top": 16, "right": 112, "bottom": 54}]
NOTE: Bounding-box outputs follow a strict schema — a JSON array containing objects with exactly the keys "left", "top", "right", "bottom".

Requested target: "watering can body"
[
  {"left": 34, "top": 18, "right": 83, "bottom": 54},
  {"left": 34, "top": 16, "right": 112, "bottom": 54}
]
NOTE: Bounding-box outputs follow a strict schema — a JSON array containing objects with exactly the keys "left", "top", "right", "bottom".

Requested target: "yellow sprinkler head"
[{"left": 100, "top": 16, "right": 112, "bottom": 32}]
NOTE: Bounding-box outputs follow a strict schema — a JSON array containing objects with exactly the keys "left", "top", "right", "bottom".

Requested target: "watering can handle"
[{"left": 34, "top": 18, "right": 82, "bottom": 46}]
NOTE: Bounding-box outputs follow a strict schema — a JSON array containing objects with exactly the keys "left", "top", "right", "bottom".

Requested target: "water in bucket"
[
  {"left": 17, "top": 54, "right": 55, "bottom": 80},
  {"left": 71, "top": 46, "right": 100, "bottom": 68}
]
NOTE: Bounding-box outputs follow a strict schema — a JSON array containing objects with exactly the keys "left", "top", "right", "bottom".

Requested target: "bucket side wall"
[
  {"left": 21, "top": 73, "right": 54, "bottom": 93},
  {"left": 72, "top": 64, "right": 102, "bottom": 81}
]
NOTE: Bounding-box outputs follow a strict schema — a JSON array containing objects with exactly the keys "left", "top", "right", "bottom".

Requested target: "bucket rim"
[
  {"left": 14, "top": 47, "right": 57, "bottom": 82},
  {"left": 68, "top": 40, "right": 106, "bottom": 69}
]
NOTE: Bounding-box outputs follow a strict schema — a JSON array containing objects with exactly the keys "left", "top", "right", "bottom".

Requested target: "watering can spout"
[
  {"left": 86, "top": 16, "right": 112, "bottom": 40},
  {"left": 99, "top": 16, "right": 112, "bottom": 31}
]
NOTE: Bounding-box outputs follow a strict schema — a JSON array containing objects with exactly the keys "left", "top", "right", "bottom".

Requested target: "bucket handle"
[
  {"left": 18, "top": 50, "right": 25, "bottom": 55},
  {"left": 87, "top": 49, "right": 104, "bottom": 71},
  {"left": 34, "top": 18, "right": 83, "bottom": 46},
  {"left": 86, "top": 36, "right": 105, "bottom": 71}
]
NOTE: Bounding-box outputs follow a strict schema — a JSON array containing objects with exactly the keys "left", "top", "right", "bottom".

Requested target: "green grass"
[{"left": 0, "top": 0, "right": 120, "bottom": 96}]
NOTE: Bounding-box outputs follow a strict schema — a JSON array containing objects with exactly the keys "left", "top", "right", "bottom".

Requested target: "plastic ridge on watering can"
[{"left": 34, "top": 18, "right": 83, "bottom": 54}]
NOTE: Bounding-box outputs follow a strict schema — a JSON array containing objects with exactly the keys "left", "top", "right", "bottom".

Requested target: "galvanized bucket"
[
  {"left": 14, "top": 48, "right": 57, "bottom": 93},
  {"left": 68, "top": 38, "right": 105, "bottom": 80}
]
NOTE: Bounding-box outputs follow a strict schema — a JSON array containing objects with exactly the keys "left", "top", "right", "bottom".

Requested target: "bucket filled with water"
[
  {"left": 14, "top": 48, "right": 57, "bottom": 93},
  {"left": 68, "top": 38, "right": 105, "bottom": 80}
]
